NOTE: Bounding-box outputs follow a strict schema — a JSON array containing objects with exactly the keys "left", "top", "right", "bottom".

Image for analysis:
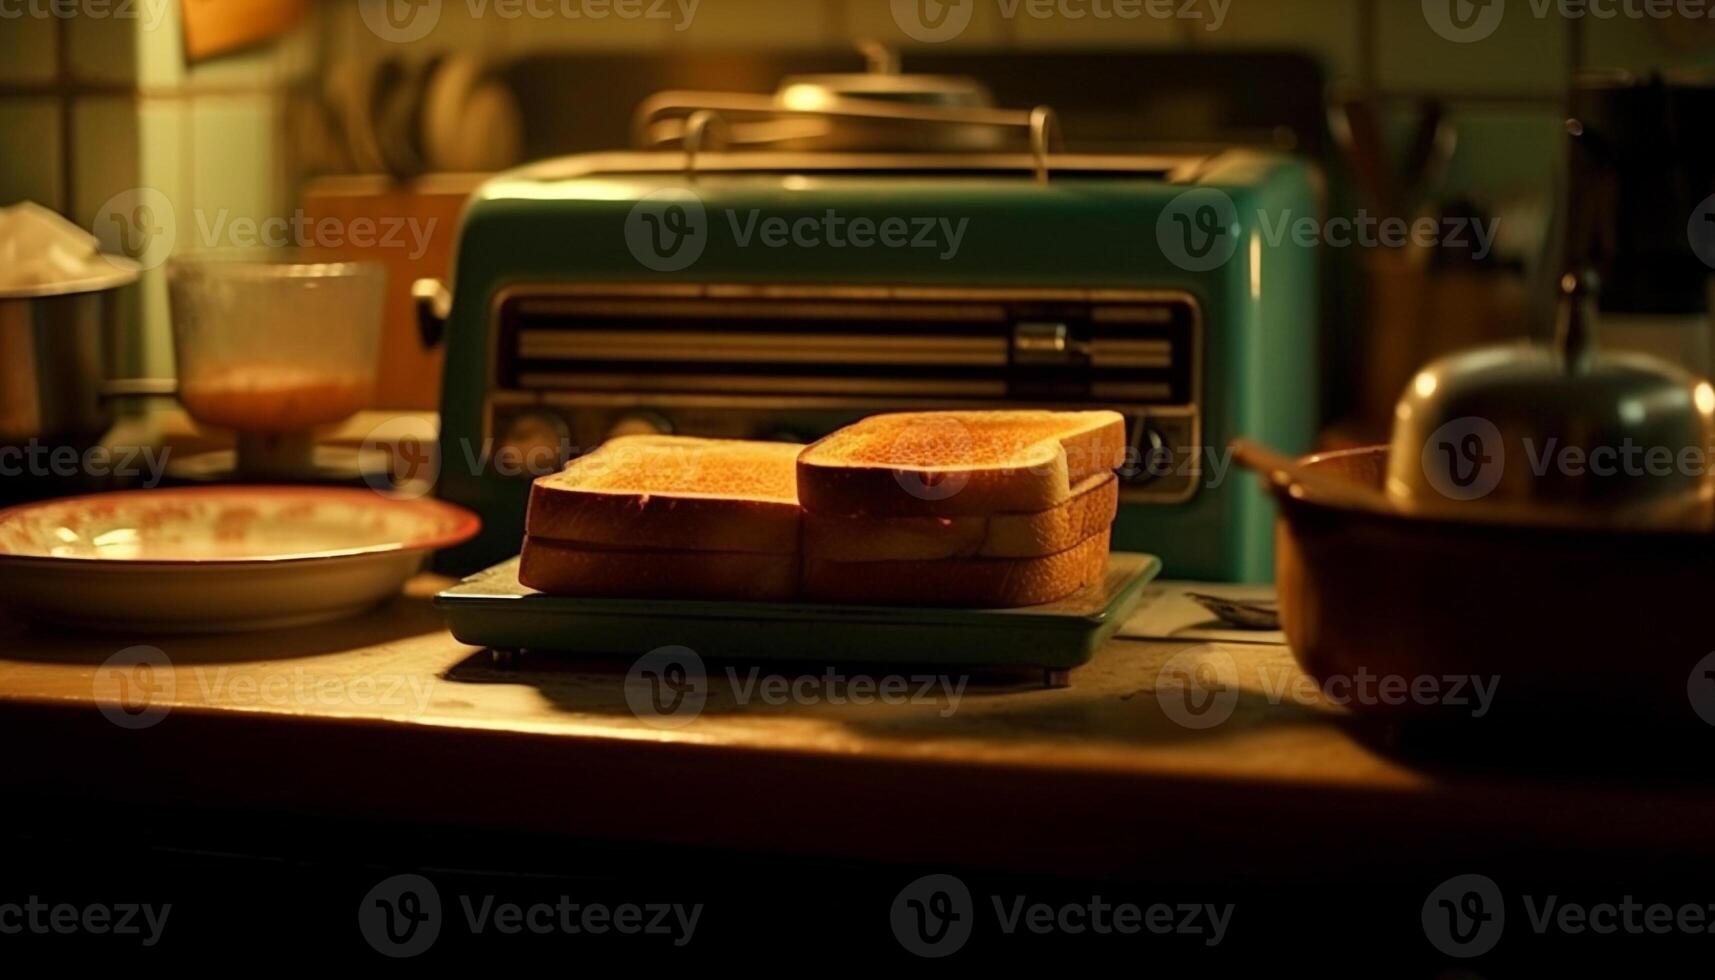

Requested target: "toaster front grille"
[{"left": 493, "top": 286, "right": 1196, "bottom": 405}]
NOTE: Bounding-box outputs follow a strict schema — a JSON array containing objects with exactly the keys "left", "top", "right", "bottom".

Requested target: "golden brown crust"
[
  {"left": 518, "top": 538, "right": 797, "bottom": 601},
  {"left": 799, "top": 531, "right": 1111, "bottom": 608},
  {"left": 803, "top": 474, "right": 1118, "bottom": 561},
  {"left": 525, "top": 435, "right": 802, "bottom": 554},
  {"left": 797, "top": 411, "right": 1127, "bottom": 518}
]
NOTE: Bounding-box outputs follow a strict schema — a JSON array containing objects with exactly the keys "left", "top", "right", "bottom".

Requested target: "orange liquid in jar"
[{"left": 178, "top": 364, "right": 373, "bottom": 432}]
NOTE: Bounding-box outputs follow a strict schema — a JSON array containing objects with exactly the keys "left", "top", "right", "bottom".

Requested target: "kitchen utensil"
[
  {"left": 423, "top": 53, "right": 525, "bottom": 174},
  {"left": 167, "top": 253, "right": 386, "bottom": 480},
  {"left": 1231, "top": 438, "right": 1395, "bottom": 515},
  {"left": 425, "top": 57, "right": 1319, "bottom": 582},
  {"left": 0, "top": 266, "right": 137, "bottom": 447},
  {"left": 1118, "top": 581, "right": 1284, "bottom": 644},
  {"left": 0, "top": 487, "right": 478, "bottom": 632},
  {"left": 1398, "top": 99, "right": 1448, "bottom": 207},
  {"left": 1255, "top": 444, "right": 1715, "bottom": 725},
  {"left": 1386, "top": 271, "right": 1715, "bottom": 530},
  {"left": 1328, "top": 86, "right": 1399, "bottom": 219},
  {"left": 1565, "top": 72, "right": 1715, "bottom": 375},
  {"left": 435, "top": 553, "right": 1159, "bottom": 671},
  {"left": 1184, "top": 592, "right": 1280, "bottom": 631}
]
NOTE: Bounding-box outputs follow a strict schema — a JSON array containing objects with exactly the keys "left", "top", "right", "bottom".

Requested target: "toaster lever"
[
  {"left": 1012, "top": 321, "right": 1081, "bottom": 366},
  {"left": 413, "top": 278, "right": 452, "bottom": 349}
]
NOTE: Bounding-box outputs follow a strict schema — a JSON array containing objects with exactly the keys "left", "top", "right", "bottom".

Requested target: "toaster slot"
[
  {"left": 501, "top": 297, "right": 1019, "bottom": 400},
  {"left": 497, "top": 290, "right": 1195, "bottom": 406}
]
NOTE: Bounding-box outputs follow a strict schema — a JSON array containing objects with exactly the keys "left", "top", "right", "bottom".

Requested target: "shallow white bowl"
[{"left": 0, "top": 487, "right": 479, "bottom": 633}]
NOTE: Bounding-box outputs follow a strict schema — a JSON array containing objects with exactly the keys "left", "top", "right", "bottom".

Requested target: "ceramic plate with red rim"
[{"left": 0, "top": 487, "right": 479, "bottom": 633}]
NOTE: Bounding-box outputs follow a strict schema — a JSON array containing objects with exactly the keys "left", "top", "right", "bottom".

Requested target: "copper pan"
[{"left": 1238, "top": 442, "right": 1715, "bottom": 727}]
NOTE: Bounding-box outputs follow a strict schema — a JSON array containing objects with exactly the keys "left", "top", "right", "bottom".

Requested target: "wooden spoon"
[{"left": 1230, "top": 439, "right": 1398, "bottom": 516}]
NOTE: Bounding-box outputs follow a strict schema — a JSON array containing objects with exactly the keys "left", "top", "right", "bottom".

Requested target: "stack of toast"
[
  {"left": 797, "top": 411, "right": 1126, "bottom": 605},
  {"left": 519, "top": 435, "right": 803, "bottom": 601},
  {"left": 518, "top": 410, "right": 1127, "bottom": 608}
]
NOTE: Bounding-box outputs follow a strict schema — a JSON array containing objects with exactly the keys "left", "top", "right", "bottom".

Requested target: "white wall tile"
[
  {"left": 670, "top": 0, "right": 833, "bottom": 47},
  {"left": 0, "top": 11, "right": 59, "bottom": 83},
  {"left": 186, "top": 94, "right": 279, "bottom": 250},
  {"left": 1200, "top": 0, "right": 1361, "bottom": 81},
  {"left": 841, "top": 0, "right": 1012, "bottom": 49},
  {"left": 1375, "top": 0, "right": 1569, "bottom": 96},
  {"left": 71, "top": 96, "right": 141, "bottom": 236},
  {"left": 66, "top": 9, "right": 140, "bottom": 85},
  {"left": 1009, "top": 0, "right": 1185, "bottom": 46},
  {"left": 0, "top": 99, "right": 65, "bottom": 210}
]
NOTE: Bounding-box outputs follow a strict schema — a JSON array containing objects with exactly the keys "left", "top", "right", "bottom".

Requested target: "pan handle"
[{"left": 99, "top": 377, "right": 178, "bottom": 401}]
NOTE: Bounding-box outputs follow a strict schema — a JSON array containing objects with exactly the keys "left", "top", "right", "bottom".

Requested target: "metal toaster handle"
[{"left": 642, "top": 98, "right": 1062, "bottom": 184}]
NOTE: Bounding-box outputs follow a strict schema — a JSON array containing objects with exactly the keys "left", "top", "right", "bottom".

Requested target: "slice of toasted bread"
[
  {"left": 797, "top": 410, "right": 1127, "bottom": 518},
  {"left": 799, "top": 531, "right": 1110, "bottom": 608},
  {"left": 804, "top": 473, "right": 1118, "bottom": 562},
  {"left": 519, "top": 538, "right": 797, "bottom": 601},
  {"left": 525, "top": 435, "right": 801, "bottom": 555}
]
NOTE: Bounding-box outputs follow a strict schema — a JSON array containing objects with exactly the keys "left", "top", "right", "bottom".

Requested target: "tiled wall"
[
  {"left": 314, "top": 0, "right": 1712, "bottom": 205},
  {"left": 3, "top": 0, "right": 1709, "bottom": 380},
  {"left": 0, "top": 4, "right": 313, "bottom": 379}
]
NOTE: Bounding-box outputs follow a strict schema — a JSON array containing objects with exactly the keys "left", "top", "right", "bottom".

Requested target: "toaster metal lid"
[{"left": 492, "top": 149, "right": 1219, "bottom": 186}]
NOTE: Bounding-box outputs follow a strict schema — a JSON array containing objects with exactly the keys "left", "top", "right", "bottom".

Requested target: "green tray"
[{"left": 434, "top": 553, "right": 1160, "bottom": 670}]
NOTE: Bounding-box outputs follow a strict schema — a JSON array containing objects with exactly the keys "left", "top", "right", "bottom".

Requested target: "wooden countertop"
[{"left": 4, "top": 576, "right": 1713, "bottom": 879}]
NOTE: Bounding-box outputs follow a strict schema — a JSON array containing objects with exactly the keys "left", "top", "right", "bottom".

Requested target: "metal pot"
[
  {"left": 0, "top": 267, "right": 138, "bottom": 445},
  {"left": 1244, "top": 442, "right": 1715, "bottom": 728}
]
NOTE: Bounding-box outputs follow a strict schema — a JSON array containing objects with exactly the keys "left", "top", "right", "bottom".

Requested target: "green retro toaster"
[{"left": 424, "top": 72, "right": 1318, "bottom": 582}]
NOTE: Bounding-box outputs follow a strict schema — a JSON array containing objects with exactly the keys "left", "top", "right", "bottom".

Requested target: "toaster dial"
[
  {"left": 607, "top": 410, "right": 673, "bottom": 439},
  {"left": 498, "top": 410, "right": 571, "bottom": 476},
  {"left": 1118, "top": 412, "right": 1198, "bottom": 503}
]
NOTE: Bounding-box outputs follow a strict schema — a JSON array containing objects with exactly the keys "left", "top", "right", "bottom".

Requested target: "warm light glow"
[
  {"left": 778, "top": 83, "right": 835, "bottom": 112},
  {"left": 1696, "top": 382, "right": 1715, "bottom": 417},
  {"left": 1248, "top": 230, "right": 1262, "bottom": 301},
  {"left": 1413, "top": 372, "right": 1438, "bottom": 399}
]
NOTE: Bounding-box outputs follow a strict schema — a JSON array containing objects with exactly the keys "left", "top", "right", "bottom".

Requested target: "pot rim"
[
  {"left": 1271, "top": 444, "right": 1715, "bottom": 544},
  {"left": 0, "top": 263, "right": 140, "bottom": 300}
]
